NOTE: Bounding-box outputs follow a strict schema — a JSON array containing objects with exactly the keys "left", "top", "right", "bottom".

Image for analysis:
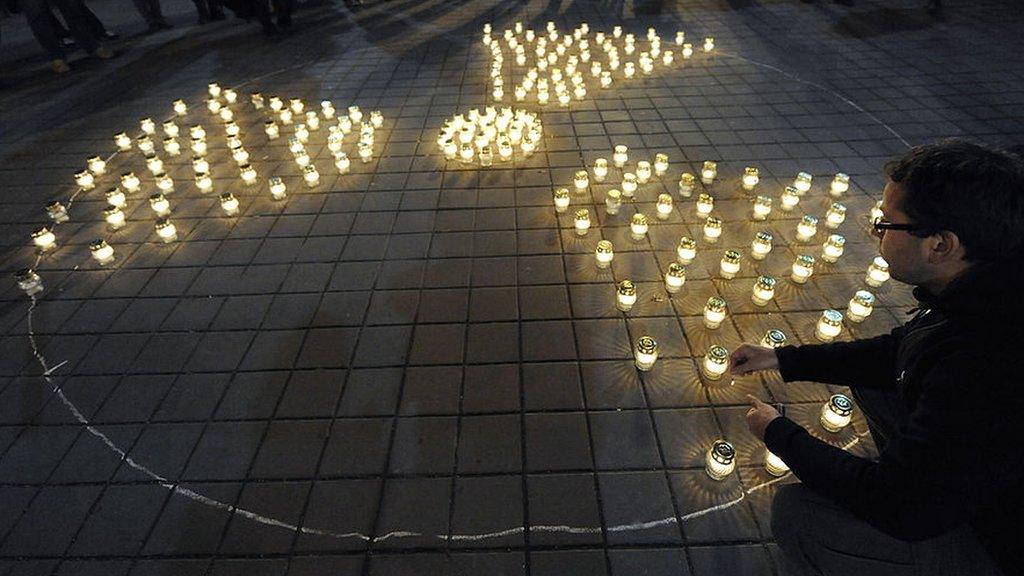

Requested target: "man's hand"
[
  {"left": 730, "top": 343, "right": 780, "bottom": 376},
  {"left": 745, "top": 394, "right": 782, "bottom": 441}
]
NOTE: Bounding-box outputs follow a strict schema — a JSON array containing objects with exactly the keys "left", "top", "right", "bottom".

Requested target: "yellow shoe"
[
  {"left": 94, "top": 47, "right": 114, "bottom": 59},
  {"left": 52, "top": 59, "right": 70, "bottom": 73}
]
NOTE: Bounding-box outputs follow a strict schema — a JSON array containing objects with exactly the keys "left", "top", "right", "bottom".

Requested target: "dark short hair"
[{"left": 884, "top": 139, "right": 1024, "bottom": 261}]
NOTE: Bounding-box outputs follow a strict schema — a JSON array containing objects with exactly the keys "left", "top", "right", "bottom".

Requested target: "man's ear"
[{"left": 928, "top": 230, "right": 966, "bottom": 264}]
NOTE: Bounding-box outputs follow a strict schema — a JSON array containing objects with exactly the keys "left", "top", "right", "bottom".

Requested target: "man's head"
[{"left": 876, "top": 139, "right": 1024, "bottom": 291}]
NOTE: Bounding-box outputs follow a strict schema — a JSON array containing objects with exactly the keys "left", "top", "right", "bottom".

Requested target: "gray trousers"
[{"left": 771, "top": 387, "right": 1004, "bottom": 576}]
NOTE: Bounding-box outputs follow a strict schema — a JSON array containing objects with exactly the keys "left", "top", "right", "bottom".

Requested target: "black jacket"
[{"left": 766, "top": 255, "right": 1024, "bottom": 576}]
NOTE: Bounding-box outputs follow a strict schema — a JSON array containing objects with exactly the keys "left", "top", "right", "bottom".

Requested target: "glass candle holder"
[
  {"left": 195, "top": 172, "right": 213, "bottom": 193},
  {"left": 156, "top": 172, "right": 173, "bottom": 192},
  {"left": 613, "top": 144, "right": 628, "bottom": 167},
  {"left": 820, "top": 394, "right": 853, "bottom": 432},
  {"left": 32, "top": 227, "right": 56, "bottom": 251},
  {"left": 696, "top": 193, "right": 714, "bottom": 217},
  {"left": 207, "top": 98, "right": 222, "bottom": 115},
  {"left": 703, "top": 216, "right": 723, "bottom": 242},
  {"left": 75, "top": 170, "right": 95, "bottom": 190},
  {"left": 114, "top": 131, "right": 131, "bottom": 151},
  {"left": 751, "top": 195, "right": 772, "bottom": 220},
  {"left": 207, "top": 82, "right": 221, "bottom": 98},
  {"left": 573, "top": 170, "right": 589, "bottom": 192},
  {"left": 706, "top": 440, "right": 735, "bottom": 480},
  {"left": 605, "top": 189, "right": 622, "bottom": 215},
  {"left": 870, "top": 200, "right": 884, "bottom": 222},
  {"left": 145, "top": 155, "right": 164, "bottom": 175},
  {"left": 703, "top": 296, "right": 727, "bottom": 329},
  {"left": 741, "top": 166, "right": 760, "bottom": 191},
  {"left": 218, "top": 107, "right": 233, "bottom": 123},
  {"left": 269, "top": 96, "right": 283, "bottom": 112},
  {"left": 630, "top": 213, "right": 649, "bottom": 240},
  {"left": 761, "top": 329, "right": 787, "bottom": 348},
  {"left": 334, "top": 152, "right": 351, "bottom": 174},
  {"left": 190, "top": 138, "right": 207, "bottom": 155},
  {"left": 302, "top": 165, "right": 320, "bottom": 187},
  {"left": 290, "top": 98, "right": 305, "bottom": 114},
  {"left": 621, "top": 173, "right": 638, "bottom": 197},
  {"left": 703, "top": 37, "right": 715, "bottom": 51},
  {"left": 89, "top": 239, "right": 115, "bottom": 265},
  {"left": 87, "top": 155, "right": 106, "bottom": 175},
  {"left": 616, "top": 279, "right": 637, "bottom": 312},
  {"left": 172, "top": 99, "right": 187, "bottom": 116},
  {"left": 190, "top": 125, "right": 206, "bottom": 140},
  {"left": 780, "top": 186, "right": 800, "bottom": 211},
  {"left": 46, "top": 201, "right": 69, "bottom": 223},
  {"left": 654, "top": 153, "right": 669, "bottom": 176},
  {"left": 865, "top": 256, "right": 890, "bottom": 287},
  {"left": 104, "top": 206, "right": 126, "bottom": 230},
  {"left": 593, "top": 158, "right": 609, "bottom": 181},
  {"left": 750, "top": 231, "right": 773, "bottom": 260},
  {"left": 664, "top": 262, "right": 686, "bottom": 293},
  {"left": 793, "top": 171, "right": 813, "bottom": 194},
  {"left": 574, "top": 209, "right": 591, "bottom": 235},
  {"left": 155, "top": 218, "right": 177, "bottom": 243},
  {"left": 636, "top": 161, "right": 652, "bottom": 184},
  {"left": 219, "top": 192, "right": 240, "bottom": 216},
  {"left": 815, "top": 309, "right": 844, "bottom": 342},
  {"left": 232, "top": 146, "right": 249, "bottom": 165},
  {"left": 268, "top": 177, "right": 287, "bottom": 200},
  {"left": 553, "top": 188, "right": 570, "bottom": 213},
  {"left": 830, "top": 173, "right": 850, "bottom": 197},
  {"left": 139, "top": 116, "right": 156, "bottom": 135},
  {"left": 248, "top": 92, "right": 264, "bottom": 109},
  {"left": 825, "top": 202, "right": 847, "bottom": 229},
  {"left": 765, "top": 450, "right": 789, "bottom": 477},
  {"left": 677, "top": 236, "right": 697, "bottom": 264},
  {"left": 700, "top": 160, "right": 717, "bottom": 185},
  {"left": 240, "top": 164, "right": 258, "bottom": 185},
  {"left": 656, "top": 194, "right": 673, "bottom": 220},
  {"left": 163, "top": 138, "right": 181, "bottom": 156},
  {"left": 191, "top": 155, "right": 210, "bottom": 174},
  {"left": 634, "top": 335, "right": 658, "bottom": 371},
  {"left": 321, "top": 100, "right": 335, "bottom": 119},
  {"left": 821, "top": 234, "right": 846, "bottom": 263},
  {"left": 295, "top": 124, "right": 310, "bottom": 143},
  {"left": 846, "top": 290, "right": 875, "bottom": 322},
  {"left": 149, "top": 193, "right": 170, "bottom": 217},
  {"left": 678, "top": 172, "right": 695, "bottom": 197},
  {"left": 703, "top": 345, "right": 730, "bottom": 381},
  {"left": 16, "top": 269, "right": 44, "bottom": 296},
  {"left": 595, "top": 240, "right": 614, "bottom": 268},
  {"left": 796, "top": 215, "right": 818, "bottom": 242},
  {"left": 719, "top": 250, "right": 741, "bottom": 279},
  {"left": 791, "top": 254, "right": 815, "bottom": 284},
  {"left": 751, "top": 275, "right": 777, "bottom": 306}
]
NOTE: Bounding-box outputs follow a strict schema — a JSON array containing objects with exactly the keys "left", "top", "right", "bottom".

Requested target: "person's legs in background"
[
  {"left": 20, "top": 0, "right": 69, "bottom": 69},
  {"left": 132, "top": 0, "right": 171, "bottom": 33},
  {"left": 76, "top": 0, "right": 117, "bottom": 39},
  {"left": 272, "top": 0, "right": 291, "bottom": 29}
]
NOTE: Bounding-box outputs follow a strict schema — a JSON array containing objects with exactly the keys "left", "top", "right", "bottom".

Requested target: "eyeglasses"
[{"left": 871, "top": 218, "right": 931, "bottom": 238}]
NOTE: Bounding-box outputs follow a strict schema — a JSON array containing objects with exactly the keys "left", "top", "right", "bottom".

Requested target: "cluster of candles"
[
  {"left": 437, "top": 107, "right": 542, "bottom": 166},
  {"left": 480, "top": 21, "right": 713, "bottom": 108}
]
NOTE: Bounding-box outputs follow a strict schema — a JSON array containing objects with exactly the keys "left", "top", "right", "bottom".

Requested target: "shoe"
[
  {"left": 52, "top": 59, "right": 71, "bottom": 73},
  {"left": 60, "top": 37, "right": 76, "bottom": 49},
  {"left": 94, "top": 46, "right": 115, "bottom": 59},
  {"left": 102, "top": 31, "right": 120, "bottom": 40}
]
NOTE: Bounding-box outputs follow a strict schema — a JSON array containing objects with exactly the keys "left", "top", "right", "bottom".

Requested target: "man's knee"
[{"left": 771, "top": 483, "right": 811, "bottom": 549}]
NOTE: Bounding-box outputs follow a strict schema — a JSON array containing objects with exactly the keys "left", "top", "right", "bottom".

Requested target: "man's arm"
[
  {"left": 775, "top": 325, "right": 905, "bottom": 389},
  {"left": 764, "top": 354, "right": 1021, "bottom": 540}
]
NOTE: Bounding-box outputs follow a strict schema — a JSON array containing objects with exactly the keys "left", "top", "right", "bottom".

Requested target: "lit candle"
[
  {"left": 621, "top": 173, "right": 638, "bottom": 197},
  {"left": 240, "top": 164, "right": 258, "bottom": 185},
  {"left": 820, "top": 393, "right": 853, "bottom": 432},
  {"left": 32, "top": 227, "right": 56, "bottom": 251},
  {"left": 192, "top": 155, "right": 210, "bottom": 174},
  {"left": 675, "top": 31, "right": 685, "bottom": 45},
  {"left": 307, "top": 112, "right": 321, "bottom": 130},
  {"left": 595, "top": 240, "right": 614, "bottom": 268},
  {"left": 172, "top": 99, "right": 187, "bottom": 116},
  {"left": 719, "top": 250, "right": 741, "bottom": 279},
  {"left": 232, "top": 146, "right": 249, "bottom": 165},
  {"left": 703, "top": 296, "right": 728, "bottom": 329},
  {"left": 865, "top": 256, "right": 890, "bottom": 287},
  {"left": 321, "top": 101, "right": 335, "bottom": 119},
  {"left": 479, "top": 145, "right": 493, "bottom": 167},
  {"left": 830, "top": 173, "right": 850, "bottom": 197},
  {"left": 163, "top": 138, "right": 181, "bottom": 156},
  {"left": 190, "top": 138, "right": 207, "bottom": 155},
  {"left": 206, "top": 98, "right": 222, "bottom": 114},
  {"left": 870, "top": 200, "right": 883, "bottom": 222},
  {"left": 765, "top": 450, "right": 789, "bottom": 477},
  {"left": 223, "top": 88, "right": 237, "bottom": 104},
  {"left": 760, "top": 329, "right": 787, "bottom": 348},
  {"left": 189, "top": 125, "right": 206, "bottom": 140},
  {"left": 656, "top": 194, "right": 673, "bottom": 220},
  {"left": 700, "top": 160, "right": 717, "bottom": 185},
  {"left": 145, "top": 155, "right": 164, "bottom": 175},
  {"left": 291, "top": 98, "right": 305, "bottom": 114},
  {"left": 115, "top": 132, "right": 131, "bottom": 151},
  {"left": 155, "top": 172, "right": 173, "bottom": 193},
  {"left": 149, "top": 193, "right": 170, "bottom": 217},
  {"left": 825, "top": 202, "right": 846, "bottom": 229},
  {"left": 613, "top": 144, "right": 628, "bottom": 167},
  {"left": 616, "top": 279, "right": 637, "bottom": 311},
  {"left": 121, "top": 172, "right": 141, "bottom": 193},
  {"left": 780, "top": 186, "right": 800, "bottom": 211},
  {"left": 703, "top": 216, "right": 723, "bottom": 242},
  {"left": 334, "top": 152, "right": 351, "bottom": 174},
  {"left": 89, "top": 239, "right": 115, "bottom": 265},
  {"left": 793, "top": 171, "right": 813, "bottom": 194},
  {"left": 636, "top": 161, "right": 652, "bottom": 184},
  {"left": 87, "top": 155, "right": 106, "bottom": 175},
  {"left": 664, "top": 262, "right": 686, "bottom": 293},
  {"left": 624, "top": 62, "right": 635, "bottom": 78},
  {"left": 751, "top": 195, "right": 772, "bottom": 220},
  {"left": 269, "top": 96, "right": 283, "bottom": 112},
  {"left": 295, "top": 123, "right": 310, "bottom": 143},
  {"left": 16, "top": 269, "right": 44, "bottom": 296},
  {"left": 654, "top": 153, "right": 669, "bottom": 176},
  {"left": 219, "top": 192, "right": 240, "bottom": 216},
  {"left": 815, "top": 309, "right": 844, "bottom": 342},
  {"left": 682, "top": 43, "right": 693, "bottom": 58},
  {"left": 573, "top": 170, "right": 590, "bottom": 192},
  {"left": 74, "top": 170, "right": 95, "bottom": 190},
  {"left": 155, "top": 218, "right": 177, "bottom": 243},
  {"left": 265, "top": 120, "right": 280, "bottom": 140},
  {"left": 593, "top": 158, "right": 609, "bottom": 181},
  {"left": 303, "top": 165, "right": 320, "bottom": 187},
  {"left": 677, "top": 236, "right": 697, "bottom": 264},
  {"left": 269, "top": 177, "right": 287, "bottom": 200},
  {"left": 279, "top": 109, "right": 293, "bottom": 124},
  {"left": 46, "top": 201, "right": 69, "bottom": 223},
  {"left": 554, "top": 188, "right": 570, "bottom": 213},
  {"left": 695, "top": 193, "right": 715, "bottom": 217},
  {"left": 348, "top": 105, "right": 363, "bottom": 122},
  {"left": 633, "top": 335, "right": 659, "bottom": 371},
  {"left": 706, "top": 439, "right": 735, "bottom": 480},
  {"left": 741, "top": 166, "right": 760, "bottom": 191},
  {"left": 605, "top": 189, "right": 621, "bottom": 215},
  {"left": 103, "top": 206, "right": 125, "bottom": 230},
  {"left": 703, "top": 37, "right": 715, "bottom": 52},
  {"left": 821, "top": 234, "right": 845, "bottom": 263},
  {"left": 630, "top": 213, "right": 649, "bottom": 240},
  {"left": 846, "top": 289, "right": 875, "bottom": 322},
  {"left": 208, "top": 82, "right": 221, "bottom": 98},
  {"left": 195, "top": 172, "right": 213, "bottom": 193},
  {"left": 139, "top": 117, "right": 156, "bottom": 135},
  {"left": 791, "top": 254, "right": 815, "bottom": 284},
  {"left": 574, "top": 209, "right": 591, "bottom": 236},
  {"left": 751, "top": 275, "right": 777, "bottom": 306},
  {"left": 460, "top": 143, "right": 475, "bottom": 162},
  {"left": 219, "top": 107, "right": 234, "bottom": 123},
  {"left": 796, "top": 215, "right": 818, "bottom": 242},
  {"left": 678, "top": 173, "right": 696, "bottom": 197},
  {"left": 750, "top": 231, "right": 773, "bottom": 260}
]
